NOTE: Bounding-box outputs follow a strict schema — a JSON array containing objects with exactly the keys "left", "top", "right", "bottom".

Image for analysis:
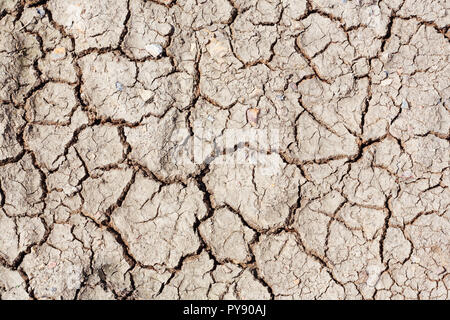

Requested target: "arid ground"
[{"left": 0, "top": 0, "right": 449, "bottom": 300}]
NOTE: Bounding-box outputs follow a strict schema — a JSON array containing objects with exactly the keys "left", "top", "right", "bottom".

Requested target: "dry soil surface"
[{"left": 0, "top": 0, "right": 449, "bottom": 300}]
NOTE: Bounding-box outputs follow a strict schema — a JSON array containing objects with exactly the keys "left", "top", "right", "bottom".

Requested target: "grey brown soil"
[{"left": 0, "top": 0, "right": 449, "bottom": 300}]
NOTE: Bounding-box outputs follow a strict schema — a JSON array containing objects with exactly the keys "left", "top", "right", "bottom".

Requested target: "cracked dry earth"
[{"left": 0, "top": 0, "right": 449, "bottom": 301}]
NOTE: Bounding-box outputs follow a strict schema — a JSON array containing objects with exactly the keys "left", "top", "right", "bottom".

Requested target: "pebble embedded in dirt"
[
  {"left": 246, "top": 108, "right": 260, "bottom": 127},
  {"left": 145, "top": 43, "right": 164, "bottom": 58}
]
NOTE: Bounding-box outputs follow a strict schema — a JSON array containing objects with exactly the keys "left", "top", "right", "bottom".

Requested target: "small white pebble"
[
  {"left": 145, "top": 43, "right": 163, "bottom": 58},
  {"left": 36, "top": 7, "right": 45, "bottom": 18},
  {"left": 51, "top": 47, "right": 66, "bottom": 60},
  {"left": 247, "top": 108, "right": 260, "bottom": 127},
  {"left": 115, "top": 81, "right": 123, "bottom": 91},
  {"left": 401, "top": 100, "right": 408, "bottom": 108}
]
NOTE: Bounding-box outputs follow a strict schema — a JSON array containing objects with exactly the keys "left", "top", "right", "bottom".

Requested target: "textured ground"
[{"left": 0, "top": 0, "right": 449, "bottom": 300}]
